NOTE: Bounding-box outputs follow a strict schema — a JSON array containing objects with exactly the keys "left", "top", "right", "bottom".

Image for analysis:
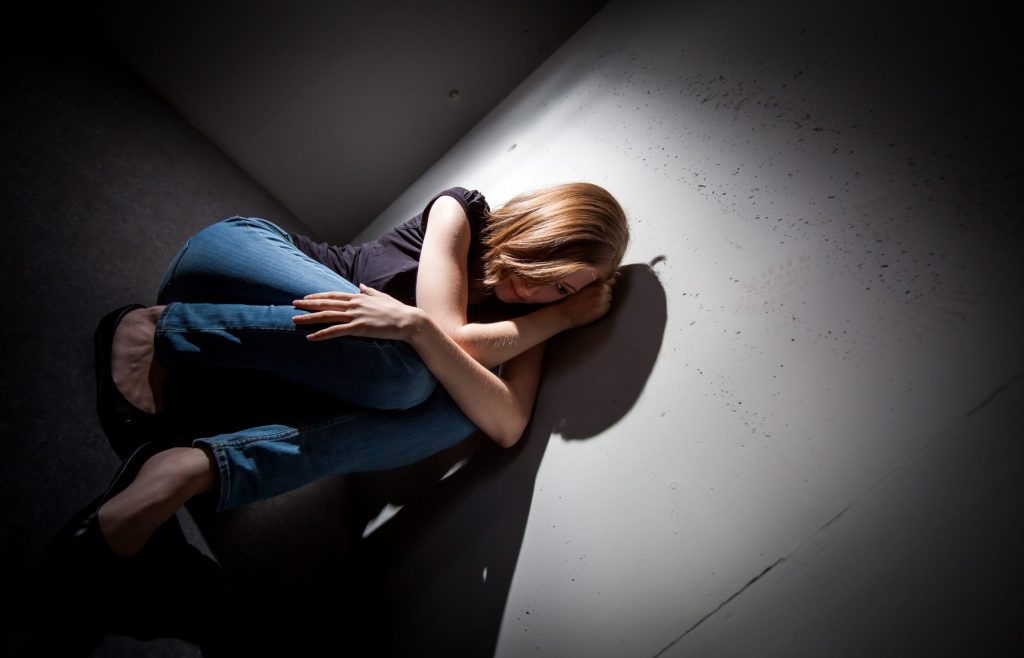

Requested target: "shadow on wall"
[
  {"left": 167, "top": 263, "right": 666, "bottom": 657},
  {"left": 543, "top": 263, "right": 667, "bottom": 439},
  {"left": 333, "top": 263, "right": 666, "bottom": 657}
]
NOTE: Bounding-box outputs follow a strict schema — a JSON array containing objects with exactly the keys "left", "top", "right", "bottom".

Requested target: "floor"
[
  {"left": 1, "top": 7, "right": 515, "bottom": 657},
  {"left": 1, "top": 9, "right": 369, "bottom": 657}
]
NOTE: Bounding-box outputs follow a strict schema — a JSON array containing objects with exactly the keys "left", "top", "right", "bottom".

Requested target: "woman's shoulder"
[
  {"left": 421, "top": 186, "right": 491, "bottom": 234},
  {"left": 447, "top": 186, "right": 488, "bottom": 208},
  {"left": 432, "top": 186, "right": 489, "bottom": 216}
]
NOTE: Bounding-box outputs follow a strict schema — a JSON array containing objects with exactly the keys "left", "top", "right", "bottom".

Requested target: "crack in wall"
[
  {"left": 653, "top": 556, "right": 787, "bottom": 657},
  {"left": 967, "top": 368, "right": 1024, "bottom": 417},
  {"left": 652, "top": 369, "right": 1024, "bottom": 657}
]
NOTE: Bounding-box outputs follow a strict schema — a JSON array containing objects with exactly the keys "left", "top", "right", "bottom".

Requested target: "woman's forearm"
[
  {"left": 406, "top": 309, "right": 544, "bottom": 447},
  {"left": 451, "top": 303, "right": 570, "bottom": 369}
]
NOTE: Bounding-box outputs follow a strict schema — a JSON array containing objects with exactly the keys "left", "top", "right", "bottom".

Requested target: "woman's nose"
[{"left": 523, "top": 283, "right": 550, "bottom": 303}]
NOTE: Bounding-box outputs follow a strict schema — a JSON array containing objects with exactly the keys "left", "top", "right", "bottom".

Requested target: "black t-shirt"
[{"left": 289, "top": 187, "right": 490, "bottom": 306}]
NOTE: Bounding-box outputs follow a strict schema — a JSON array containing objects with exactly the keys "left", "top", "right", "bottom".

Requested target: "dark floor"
[
  {"left": 1, "top": 7, "right": 514, "bottom": 657},
  {"left": 0, "top": 13, "right": 282, "bottom": 658}
]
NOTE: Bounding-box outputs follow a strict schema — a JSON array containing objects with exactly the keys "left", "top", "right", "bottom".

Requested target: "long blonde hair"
[{"left": 480, "top": 182, "right": 629, "bottom": 288}]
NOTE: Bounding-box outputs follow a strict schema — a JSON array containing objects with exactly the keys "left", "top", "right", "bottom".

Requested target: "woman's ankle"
[{"left": 97, "top": 447, "right": 214, "bottom": 557}]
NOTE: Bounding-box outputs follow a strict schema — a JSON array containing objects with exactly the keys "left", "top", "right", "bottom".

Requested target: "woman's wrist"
[
  {"left": 404, "top": 306, "right": 436, "bottom": 344},
  {"left": 538, "top": 300, "right": 576, "bottom": 333}
]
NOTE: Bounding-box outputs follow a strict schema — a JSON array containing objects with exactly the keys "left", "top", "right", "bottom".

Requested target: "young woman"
[{"left": 59, "top": 182, "right": 629, "bottom": 564}]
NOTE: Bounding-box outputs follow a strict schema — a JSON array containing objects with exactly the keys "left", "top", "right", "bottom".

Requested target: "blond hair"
[{"left": 480, "top": 182, "right": 629, "bottom": 288}]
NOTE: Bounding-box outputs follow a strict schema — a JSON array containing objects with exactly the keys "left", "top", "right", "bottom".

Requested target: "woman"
[{"left": 59, "top": 182, "right": 629, "bottom": 564}]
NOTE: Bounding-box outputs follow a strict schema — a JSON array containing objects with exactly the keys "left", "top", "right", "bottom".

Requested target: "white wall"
[{"left": 358, "top": 0, "right": 1023, "bottom": 655}]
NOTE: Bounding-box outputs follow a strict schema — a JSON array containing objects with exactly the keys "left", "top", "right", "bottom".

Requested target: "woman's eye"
[{"left": 556, "top": 284, "right": 569, "bottom": 296}]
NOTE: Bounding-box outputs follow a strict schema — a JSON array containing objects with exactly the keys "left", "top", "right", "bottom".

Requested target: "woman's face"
[{"left": 494, "top": 266, "right": 602, "bottom": 304}]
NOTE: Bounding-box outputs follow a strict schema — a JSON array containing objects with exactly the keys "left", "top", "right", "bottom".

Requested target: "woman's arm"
[
  {"left": 296, "top": 195, "right": 608, "bottom": 368},
  {"left": 290, "top": 194, "right": 613, "bottom": 444},
  {"left": 415, "top": 195, "right": 599, "bottom": 368},
  {"left": 405, "top": 307, "right": 546, "bottom": 447},
  {"left": 295, "top": 284, "right": 544, "bottom": 447}
]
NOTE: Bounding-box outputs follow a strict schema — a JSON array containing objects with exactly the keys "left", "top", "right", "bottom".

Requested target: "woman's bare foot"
[
  {"left": 111, "top": 306, "right": 167, "bottom": 414},
  {"left": 97, "top": 447, "right": 216, "bottom": 557}
]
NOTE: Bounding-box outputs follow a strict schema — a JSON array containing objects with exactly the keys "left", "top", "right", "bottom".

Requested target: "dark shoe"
[
  {"left": 95, "top": 304, "right": 181, "bottom": 458},
  {"left": 39, "top": 439, "right": 227, "bottom": 651},
  {"left": 50, "top": 438, "right": 184, "bottom": 568}
]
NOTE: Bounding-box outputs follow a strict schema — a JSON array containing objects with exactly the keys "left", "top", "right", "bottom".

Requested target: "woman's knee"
[
  {"left": 157, "top": 218, "right": 245, "bottom": 302},
  {"left": 191, "top": 216, "right": 287, "bottom": 250}
]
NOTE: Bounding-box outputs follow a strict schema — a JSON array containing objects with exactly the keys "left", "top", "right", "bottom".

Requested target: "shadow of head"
[{"left": 536, "top": 262, "right": 667, "bottom": 440}]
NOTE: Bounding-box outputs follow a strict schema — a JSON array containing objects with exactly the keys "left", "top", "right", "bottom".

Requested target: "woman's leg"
[
  {"left": 97, "top": 218, "right": 475, "bottom": 553},
  {"left": 196, "top": 383, "right": 481, "bottom": 511},
  {"left": 157, "top": 216, "right": 358, "bottom": 306},
  {"left": 98, "top": 446, "right": 215, "bottom": 556},
  {"left": 98, "top": 384, "right": 481, "bottom": 554},
  {"left": 117, "top": 216, "right": 434, "bottom": 411},
  {"left": 155, "top": 302, "right": 435, "bottom": 410}
]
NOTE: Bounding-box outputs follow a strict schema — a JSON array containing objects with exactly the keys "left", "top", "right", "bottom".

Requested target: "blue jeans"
[{"left": 155, "top": 217, "right": 480, "bottom": 511}]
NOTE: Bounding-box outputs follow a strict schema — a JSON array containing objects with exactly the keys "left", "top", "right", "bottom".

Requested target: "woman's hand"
[
  {"left": 557, "top": 272, "right": 619, "bottom": 328},
  {"left": 292, "top": 284, "right": 425, "bottom": 341}
]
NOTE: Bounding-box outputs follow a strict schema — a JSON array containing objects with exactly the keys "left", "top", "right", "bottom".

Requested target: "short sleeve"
[{"left": 420, "top": 187, "right": 490, "bottom": 238}]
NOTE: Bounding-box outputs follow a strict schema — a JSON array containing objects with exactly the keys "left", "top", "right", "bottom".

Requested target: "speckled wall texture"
[{"left": 360, "top": 0, "right": 1022, "bottom": 655}]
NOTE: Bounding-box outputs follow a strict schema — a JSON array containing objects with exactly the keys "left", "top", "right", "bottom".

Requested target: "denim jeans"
[{"left": 155, "top": 216, "right": 480, "bottom": 511}]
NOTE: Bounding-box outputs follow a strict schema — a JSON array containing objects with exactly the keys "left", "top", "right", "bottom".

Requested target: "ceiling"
[{"left": 93, "top": 0, "right": 609, "bottom": 243}]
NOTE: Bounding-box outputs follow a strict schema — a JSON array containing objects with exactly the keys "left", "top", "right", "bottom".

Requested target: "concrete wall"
[
  {"left": 357, "top": 0, "right": 1024, "bottom": 655},
  {"left": 94, "top": 0, "right": 607, "bottom": 243}
]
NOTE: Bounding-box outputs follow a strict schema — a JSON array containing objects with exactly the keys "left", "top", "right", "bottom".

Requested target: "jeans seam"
[
  {"left": 200, "top": 426, "right": 297, "bottom": 512},
  {"left": 204, "top": 411, "right": 375, "bottom": 511},
  {"left": 221, "top": 425, "right": 298, "bottom": 447},
  {"left": 157, "top": 238, "right": 192, "bottom": 302},
  {"left": 158, "top": 326, "right": 306, "bottom": 333},
  {"left": 296, "top": 408, "right": 376, "bottom": 433},
  {"left": 387, "top": 340, "right": 429, "bottom": 375},
  {"left": 207, "top": 408, "right": 374, "bottom": 452},
  {"left": 192, "top": 438, "right": 232, "bottom": 512},
  {"left": 238, "top": 216, "right": 290, "bottom": 241}
]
